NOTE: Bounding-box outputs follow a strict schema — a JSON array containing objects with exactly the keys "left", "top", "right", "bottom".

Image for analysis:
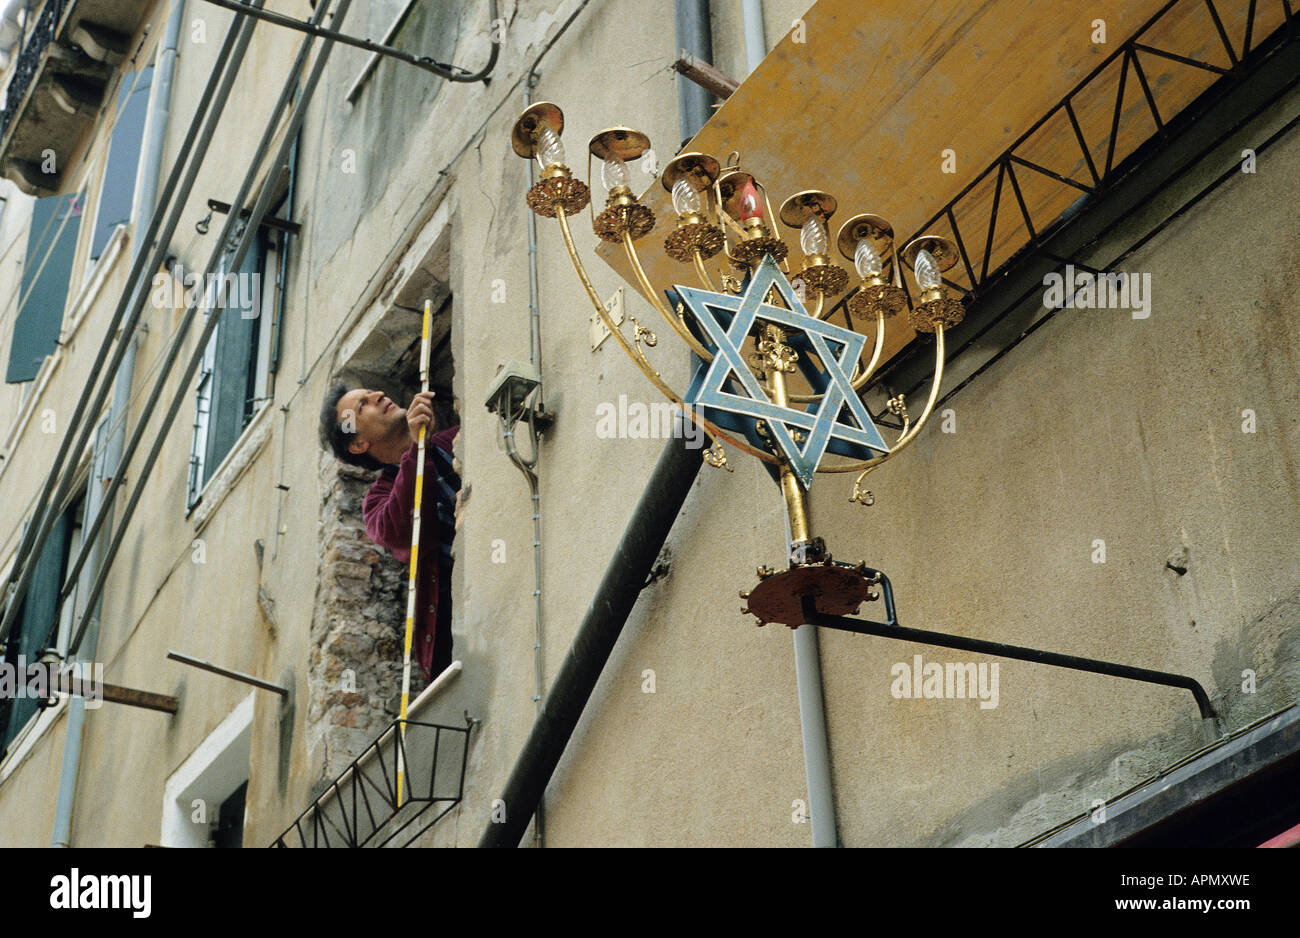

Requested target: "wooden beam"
[{"left": 672, "top": 50, "right": 739, "bottom": 100}]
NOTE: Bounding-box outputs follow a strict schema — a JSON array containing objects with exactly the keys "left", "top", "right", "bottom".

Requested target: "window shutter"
[
  {"left": 202, "top": 233, "right": 263, "bottom": 482},
  {"left": 0, "top": 510, "right": 70, "bottom": 754},
  {"left": 91, "top": 65, "right": 153, "bottom": 261},
  {"left": 5, "top": 192, "right": 84, "bottom": 383}
]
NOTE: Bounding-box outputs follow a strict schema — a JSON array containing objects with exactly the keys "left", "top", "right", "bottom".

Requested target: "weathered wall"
[{"left": 0, "top": 0, "right": 1295, "bottom": 850}]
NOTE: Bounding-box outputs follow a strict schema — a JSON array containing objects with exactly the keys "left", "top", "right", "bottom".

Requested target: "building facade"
[{"left": 0, "top": 0, "right": 1297, "bottom": 848}]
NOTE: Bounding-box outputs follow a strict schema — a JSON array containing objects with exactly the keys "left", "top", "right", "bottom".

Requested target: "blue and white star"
[{"left": 676, "top": 255, "right": 889, "bottom": 489}]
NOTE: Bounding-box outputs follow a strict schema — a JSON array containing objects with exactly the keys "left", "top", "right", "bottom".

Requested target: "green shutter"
[
  {"left": 91, "top": 65, "right": 153, "bottom": 260},
  {"left": 202, "top": 233, "right": 263, "bottom": 482},
  {"left": 0, "top": 511, "right": 70, "bottom": 755},
  {"left": 5, "top": 192, "right": 84, "bottom": 383}
]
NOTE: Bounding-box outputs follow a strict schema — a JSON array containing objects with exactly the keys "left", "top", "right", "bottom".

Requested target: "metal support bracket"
[
  {"left": 196, "top": 0, "right": 499, "bottom": 84},
  {"left": 798, "top": 585, "right": 1222, "bottom": 739}
]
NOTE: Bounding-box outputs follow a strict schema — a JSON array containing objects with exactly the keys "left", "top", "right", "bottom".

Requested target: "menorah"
[{"left": 510, "top": 102, "right": 966, "bottom": 627}]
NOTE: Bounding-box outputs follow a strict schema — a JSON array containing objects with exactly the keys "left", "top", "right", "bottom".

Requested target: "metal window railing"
[
  {"left": 0, "top": 0, "right": 68, "bottom": 144},
  {"left": 271, "top": 715, "right": 473, "bottom": 848},
  {"left": 836, "top": 0, "right": 1300, "bottom": 428}
]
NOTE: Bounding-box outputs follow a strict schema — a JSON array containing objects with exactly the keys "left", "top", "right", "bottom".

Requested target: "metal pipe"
[
  {"left": 800, "top": 597, "right": 1221, "bottom": 728},
  {"left": 479, "top": 435, "right": 703, "bottom": 847},
  {"left": 166, "top": 650, "right": 290, "bottom": 696},
  {"left": 53, "top": 0, "right": 207, "bottom": 849},
  {"left": 674, "top": 0, "right": 715, "bottom": 146},
  {"left": 58, "top": 0, "right": 341, "bottom": 632},
  {"left": 741, "top": 0, "right": 766, "bottom": 73},
  {"left": 478, "top": 0, "right": 707, "bottom": 848},
  {"left": 0, "top": 0, "right": 267, "bottom": 649},
  {"left": 505, "top": 0, "right": 594, "bottom": 848},
  {"left": 195, "top": 0, "right": 499, "bottom": 83}
]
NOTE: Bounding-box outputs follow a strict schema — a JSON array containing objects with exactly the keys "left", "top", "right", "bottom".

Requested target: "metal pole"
[
  {"left": 674, "top": 0, "right": 715, "bottom": 146},
  {"left": 0, "top": 0, "right": 267, "bottom": 649},
  {"left": 195, "top": 0, "right": 499, "bottom": 83},
  {"left": 166, "top": 650, "right": 290, "bottom": 696},
  {"left": 799, "top": 597, "right": 1221, "bottom": 728},
  {"left": 397, "top": 299, "right": 433, "bottom": 807},
  {"left": 56, "top": 0, "right": 339, "bottom": 635},
  {"left": 66, "top": 0, "right": 354, "bottom": 657}
]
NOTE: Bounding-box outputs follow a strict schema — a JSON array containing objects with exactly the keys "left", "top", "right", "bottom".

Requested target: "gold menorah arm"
[
  {"left": 692, "top": 249, "right": 720, "bottom": 293},
  {"left": 553, "top": 208, "right": 779, "bottom": 466},
  {"left": 818, "top": 323, "right": 946, "bottom": 474},
  {"left": 622, "top": 230, "right": 716, "bottom": 362},
  {"left": 788, "top": 307, "right": 885, "bottom": 404}
]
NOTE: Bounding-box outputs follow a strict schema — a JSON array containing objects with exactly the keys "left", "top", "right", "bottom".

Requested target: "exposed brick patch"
[{"left": 307, "top": 452, "right": 427, "bottom": 781}]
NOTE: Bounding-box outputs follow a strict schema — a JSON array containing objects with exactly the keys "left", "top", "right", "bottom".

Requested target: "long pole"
[{"left": 396, "top": 298, "right": 432, "bottom": 808}]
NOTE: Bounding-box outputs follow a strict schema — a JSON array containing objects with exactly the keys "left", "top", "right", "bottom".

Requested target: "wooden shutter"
[
  {"left": 5, "top": 192, "right": 83, "bottom": 383},
  {"left": 91, "top": 65, "right": 154, "bottom": 261},
  {"left": 0, "top": 510, "right": 70, "bottom": 754},
  {"left": 202, "top": 232, "right": 263, "bottom": 483}
]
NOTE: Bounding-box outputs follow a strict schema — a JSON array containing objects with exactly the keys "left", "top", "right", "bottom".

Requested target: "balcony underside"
[{"left": 1, "top": 0, "right": 157, "bottom": 196}]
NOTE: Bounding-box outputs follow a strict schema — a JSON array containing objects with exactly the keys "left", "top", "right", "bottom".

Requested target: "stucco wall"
[{"left": 0, "top": 0, "right": 1295, "bottom": 849}]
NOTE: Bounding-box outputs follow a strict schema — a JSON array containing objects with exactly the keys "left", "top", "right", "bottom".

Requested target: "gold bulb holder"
[
  {"left": 795, "top": 259, "right": 849, "bottom": 298},
  {"left": 837, "top": 213, "right": 895, "bottom": 263},
  {"left": 848, "top": 275, "right": 908, "bottom": 319},
  {"left": 778, "top": 190, "right": 838, "bottom": 229},
  {"left": 664, "top": 217, "right": 725, "bottom": 262},
  {"left": 525, "top": 163, "right": 591, "bottom": 218},
  {"left": 588, "top": 127, "right": 652, "bottom": 163},
  {"left": 729, "top": 219, "right": 787, "bottom": 269},
  {"left": 511, "top": 101, "right": 565, "bottom": 160},
  {"left": 900, "top": 234, "right": 963, "bottom": 331},
  {"left": 513, "top": 102, "right": 590, "bottom": 217},
  {"left": 594, "top": 189, "right": 655, "bottom": 242},
  {"left": 661, "top": 152, "right": 721, "bottom": 194}
]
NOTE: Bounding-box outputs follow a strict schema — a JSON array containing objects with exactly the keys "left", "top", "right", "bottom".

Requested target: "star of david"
[{"left": 675, "top": 255, "right": 890, "bottom": 489}]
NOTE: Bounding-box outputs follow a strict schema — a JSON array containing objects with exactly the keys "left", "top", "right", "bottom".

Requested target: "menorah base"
[{"left": 742, "top": 560, "right": 886, "bottom": 627}]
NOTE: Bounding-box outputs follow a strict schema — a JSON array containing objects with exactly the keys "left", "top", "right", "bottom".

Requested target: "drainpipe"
[
  {"left": 508, "top": 0, "right": 593, "bottom": 848},
  {"left": 51, "top": 0, "right": 186, "bottom": 849},
  {"left": 674, "top": 0, "right": 714, "bottom": 146},
  {"left": 479, "top": 436, "right": 702, "bottom": 847},
  {"left": 737, "top": 0, "right": 837, "bottom": 847},
  {"left": 741, "top": 0, "right": 765, "bottom": 72}
]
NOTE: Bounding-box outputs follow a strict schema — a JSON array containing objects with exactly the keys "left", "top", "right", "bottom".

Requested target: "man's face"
[{"left": 337, "top": 388, "right": 406, "bottom": 457}]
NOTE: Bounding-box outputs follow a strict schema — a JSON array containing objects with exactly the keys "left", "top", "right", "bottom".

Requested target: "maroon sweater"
[{"left": 362, "top": 425, "right": 460, "bottom": 679}]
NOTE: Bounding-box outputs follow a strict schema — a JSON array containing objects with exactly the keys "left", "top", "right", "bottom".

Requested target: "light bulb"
[
  {"left": 914, "top": 249, "right": 942, "bottom": 290},
  {"left": 738, "top": 179, "right": 763, "bottom": 221},
  {"left": 601, "top": 155, "right": 630, "bottom": 191},
  {"left": 800, "top": 216, "right": 828, "bottom": 257},
  {"left": 854, "top": 239, "right": 882, "bottom": 278},
  {"left": 535, "top": 125, "right": 565, "bottom": 169},
  {"left": 671, "top": 178, "right": 702, "bottom": 215}
]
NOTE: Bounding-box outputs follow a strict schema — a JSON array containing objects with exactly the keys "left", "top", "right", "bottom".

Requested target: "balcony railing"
[
  {"left": 0, "top": 0, "right": 154, "bottom": 195},
  {"left": 0, "top": 0, "right": 67, "bottom": 143},
  {"left": 271, "top": 716, "right": 474, "bottom": 848}
]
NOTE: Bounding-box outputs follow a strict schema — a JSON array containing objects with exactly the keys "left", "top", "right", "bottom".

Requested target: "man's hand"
[{"left": 406, "top": 391, "right": 437, "bottom": 444}]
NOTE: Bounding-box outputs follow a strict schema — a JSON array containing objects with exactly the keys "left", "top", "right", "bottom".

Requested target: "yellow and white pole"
[{"left": 396, "top": 298, "right": 432, "bottom": 808}]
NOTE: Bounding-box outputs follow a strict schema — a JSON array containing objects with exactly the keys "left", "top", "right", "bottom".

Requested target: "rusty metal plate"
[{"left": 745, "top": 562, "right": 874, "bottom": 627}]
